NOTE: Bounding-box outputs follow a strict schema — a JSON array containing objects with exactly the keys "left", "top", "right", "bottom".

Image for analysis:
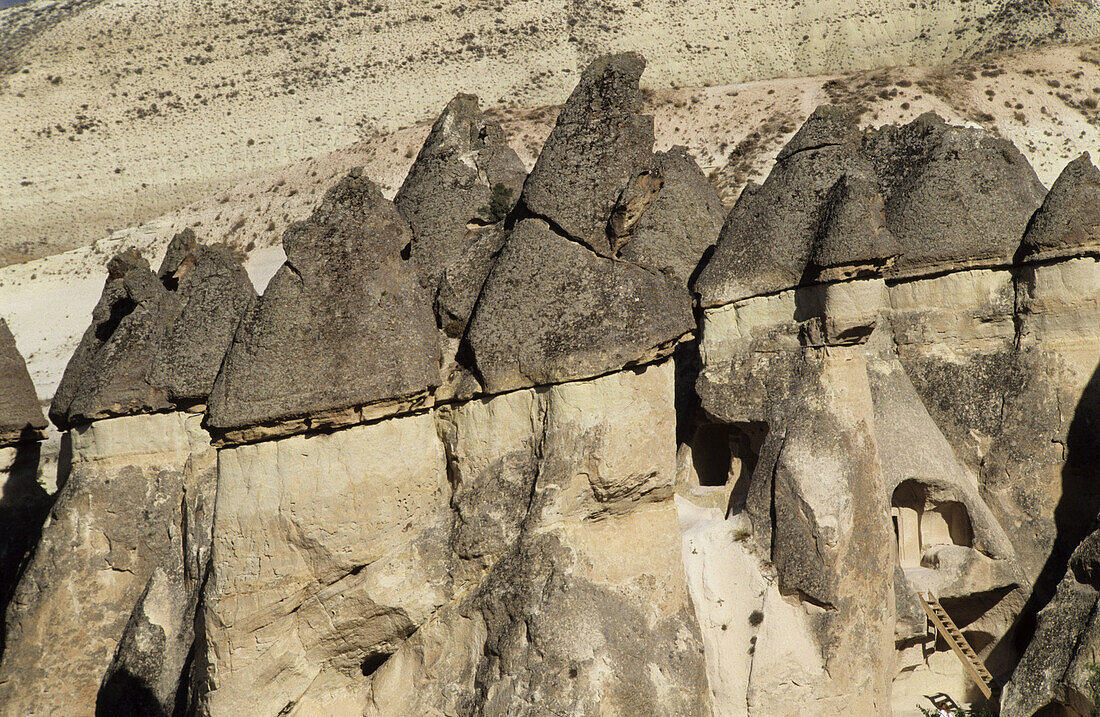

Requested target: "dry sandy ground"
[
  {"left": 2, "top": 0, "right": 1099, "bottom": 263},
  {"left": 6, "top": 40, "right": 1100, "bottom": 413}
]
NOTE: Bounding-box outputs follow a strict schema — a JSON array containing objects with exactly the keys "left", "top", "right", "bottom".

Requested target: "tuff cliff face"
[{"left": 2, "top": 52, "right": 1100, "bottom": 716}]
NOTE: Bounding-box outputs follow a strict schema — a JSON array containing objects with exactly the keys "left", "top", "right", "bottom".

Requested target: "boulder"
[
  {"left": 147, "top": 229, "right": 257, "bottom": 406},
  {"left": 49, "top": 250, "right": 175, "bottom": 430},
  {"left": 618, "top": 146, "right": 727, "bottom": 284},
  {"left": 206, "top": 171, "right": 440, "bottom": 441},
  {"left": 0, "top": 319, "right": 46, "bottom": 445},
  {"left": 693, "top": 106, "right": 867, "bottom": 307},
  {"left": 1019, "top": 152, "right": 1100, "bottom": 263},
  {"left": 394, "top": 93, "right": 525, "bottom": 289},
  {"left": 863, "top": 112, "right": 1046, "bottom": 277},
  {"left": 520, "top": 52, "right": 656, "bottom": 256},
  {"left": 465, "top": 218, "right": 694, "bottom": 394}
]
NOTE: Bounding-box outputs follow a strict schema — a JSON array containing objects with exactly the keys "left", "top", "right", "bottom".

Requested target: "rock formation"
[
  {"left": 0, "top": 234, "right": 252, "bottom": 715},
  {"left": 0, "top": 320, "right": 49, "bottom": 652},
  {"left": 8, "top": 52, "right": 1100, "bottom": 716}
]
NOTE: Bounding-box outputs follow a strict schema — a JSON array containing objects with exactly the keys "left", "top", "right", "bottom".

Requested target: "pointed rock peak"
[
  {"left": 148, "top": 229, "right": 257, "bottom": 406},
  {"left": 809, "top": 172, "right": 902, "bottom": 282},
  {"left": 0, "top": 319, "right": 47, "bottom": 446},
  {"left": 521, "top": 53, "right": 655, "bottom": 255},
  {"left": 395, "top": 93, "right": 525, "bottom": 290},
  {"left": 557, "top": 52, "right": 647, "bottom": 124},
  {"left": 50, "top": 250, "right": 172, "bottom": 429},
  {"left": 1019, "top": 152, "right": 1100, "bottom": 262},
  {"left": 207, "top": 170, "right": 439, "bottom": 442},
  {"left": 777, "top": 105, "right": 860, "bottom": 161},
  {"left": 158, "top": 228, "right": 200, "bottom": 282}
]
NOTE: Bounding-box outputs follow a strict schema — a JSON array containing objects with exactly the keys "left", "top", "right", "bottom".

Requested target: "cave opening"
[
  {"left": 891, "top": 480, "right": 974, "bottom": 569},
  {"left": 688, "top": 421, "right": 767, "bottom": 511}
]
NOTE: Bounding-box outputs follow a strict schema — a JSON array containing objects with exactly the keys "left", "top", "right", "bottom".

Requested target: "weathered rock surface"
[
  {"left": 520, "top": 52, "right": 656, "bottom": 256},
  {"left": 618, "top": 146, "right": 726, "bottom": 284},
  {"left": 207, "top": 171, "right": 440, "bottom": 440},
  {"left": 0, "top": 319, "right": 46, "bottom": 446},
  {"left": 49, "top": 250, "right": 176, "bottom": 430},
  {"left": 49, "top": 234, "right": 254, "bottom": 430},
  {"left": 394, "top": 93, "right": 525, "bottom": 289},
  {"left": 0, "top": 412, "right": 215, "bottom": 716},
  {"left": 147, "top": 229, "right": 257, "bottom": 406},
  {"left": 1019, "top": 152, "right": 1100, "bottom": 263},
  {"left": 466, "top": 218, "right": 694, "bottom": 394},
  {"left": 863, "top": 112, "right": 1046, "bottom": 277},
  {"left": 1003, "top": 526, "right": 1100, "bottom": 717}
]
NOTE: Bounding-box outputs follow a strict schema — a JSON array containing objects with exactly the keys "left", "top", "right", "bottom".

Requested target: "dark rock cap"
[
  {"left": 394, "top": 93, "right": 526, "bottom": 289},
  {"left": 693, "top": 120, "right": 865, "bottom": 307},
  {"left": 520, "top": 52, "right": 656, "bottom": 256},
  {"left": 50, "top": 231, "right": 256, "bottom": 430},
  {"left": 808, "top": 171, "right": 902, "bottom": 282},
  {"left": 0, "top": 319, "right": 47, "bottom": 445},
  {"left": 1018, "top": 152, "right": 1100, "bottom": 262},
  {"left": 147, "top": 229, "right": 257, "bottom": 405},
  {"left": 50, "top": 249, "right": 175, "bottom": 430},
  {"left": 435, "top": 223, "right": 509, "bottom": 338},
  {"left": 863, "top": 112, "right": 1046, "bottom": 276},
  {"left": 618, "top": 146, "right": 727, "bottom": 285},
  {"left": 776, "top": 104, "right": 860, "bottom": 162},
  {"left": 207, "top": 171, "right": 440, "bottom": 435},
  {"left": 465, "top": 218, "right": 694, "bottom": 394}
]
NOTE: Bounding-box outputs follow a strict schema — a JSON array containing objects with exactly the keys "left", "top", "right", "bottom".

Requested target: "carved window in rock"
[
  {"left": 891, "top": 480, "right": 973, "bottom": 568},
  {"left": 687, "top": 421, "right": 767, "bottom": 511}
]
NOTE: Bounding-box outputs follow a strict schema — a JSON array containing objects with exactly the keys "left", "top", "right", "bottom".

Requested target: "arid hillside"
[{"left": 2, "top": 0, "right": 1099, "bottom": 264}]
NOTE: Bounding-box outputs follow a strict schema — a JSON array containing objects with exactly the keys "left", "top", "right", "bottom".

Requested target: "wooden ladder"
[{"left": 917, "top": 592, "right": 993, "bottom": 699}]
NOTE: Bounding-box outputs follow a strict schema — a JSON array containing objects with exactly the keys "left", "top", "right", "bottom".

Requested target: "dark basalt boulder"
[
  {"left": 1019, "top": 152, "right": 1100, "bottom": 263},
  {"left": 1002, "top": 525, "right": 1100, "bottom": 717},
  {"left": 618, "top": 146, "right": 727, "bottom": 284},
  {"left": 0, "top": 319, "right": 46, "bottom": 445},
  {"left": 520, "top": 52, "right": 656, "bottom": 256},
  {"left": 394, "top": 93, "right": 526, "bottom": 289},
  {"left": 863, "top": 112, "right": 1046, "bottom": 277},
  {"left": 808, "top": 171, "right": 902, "bottom": 283},
  {"left": 694, "top": 106, "right": 866, "bottom": 307},
  {"left": 50, "top": 250, "right": 175, "bottom": 430},
  {"left": 207, "top": 171, "right": 439, "bottom": 434},
  {"left": 465, "top": 218, "right": 693, "bottom": 394},
  {"left": 435, "top": 223, "right": 509, "bottom": 338},
  {"left": 147, "top": 229, "right": 257, "bottom": 406}
]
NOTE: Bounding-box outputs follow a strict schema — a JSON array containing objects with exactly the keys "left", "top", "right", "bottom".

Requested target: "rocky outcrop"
[
  {"left": 0, "top": 412, "right": 216, "bottom": 715},
  {"left": 0, "top": 233, "right": 251, "bottom": 715},
  {"left": 1019, "top": 152, "right": 1100, "bottom": 263},
  {"left": 206, "top": 172, "right": 440, "bottom": 442},
  {"left": 0, "top": 320, "right": 49, "bottom": 647},
  {"left": 1002, "top": 525, "right": 1100, "bottom": 717},
  {"left": 394, "top": 93, "right": 525, "bottom": 289},
  {"left": 50, "top": 234, "right": 256, "bottom": 430},
  {"left": 0, "top": 320, "right": 46, "bottom": 446},
  {"left": 14, "top": 53, "right": 1100, "bottom": 717},
  {"left": 465, "top": 218, "right": 693, "bottom": 393},
  {"left": 520, "top": 52, "right": 657, "bottom": 257}
]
